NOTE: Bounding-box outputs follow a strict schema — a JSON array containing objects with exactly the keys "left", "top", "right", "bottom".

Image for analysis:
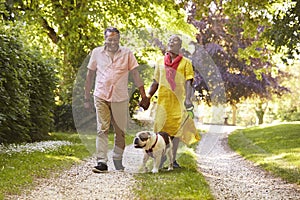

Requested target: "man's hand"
[
  {"left": 84, "top": 69, "right": 95, "bottom": 112},
  {"left": 84, "top": 100, "right": 94, "bottom": 113},
  {"left": 139, "top": 96, "right": 150, "bottom": 110}
]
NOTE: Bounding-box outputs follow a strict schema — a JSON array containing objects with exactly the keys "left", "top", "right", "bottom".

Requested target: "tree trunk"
[
  {"left": 232, "top": 104, "right": 237, "bottom": 125},
  {"left": 255, "top": 101, "right": 268, "bottom": 125},
  {"left": 257, "top": 113, "right": 264, "bottom": 124}
]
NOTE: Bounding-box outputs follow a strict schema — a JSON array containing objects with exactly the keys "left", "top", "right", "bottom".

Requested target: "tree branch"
[{"left": 41, "top": 18, "right": 59, "bottom": 44}]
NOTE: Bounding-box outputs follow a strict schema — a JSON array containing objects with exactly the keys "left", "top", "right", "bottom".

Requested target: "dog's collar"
[{"left": 145, "top": 133, "right": 158, "bottom": 154}]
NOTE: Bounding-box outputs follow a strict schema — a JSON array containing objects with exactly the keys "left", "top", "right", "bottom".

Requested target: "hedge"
[{"left": 0, "top": 24, "right": 57, "bottom": 143}]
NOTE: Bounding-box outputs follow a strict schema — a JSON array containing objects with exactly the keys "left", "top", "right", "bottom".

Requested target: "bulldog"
[{"left": 133, "top": 131, "right": 173, "bottom": 173}]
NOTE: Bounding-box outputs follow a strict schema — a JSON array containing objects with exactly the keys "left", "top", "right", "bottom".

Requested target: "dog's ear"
[
  {"left": 147, "top": 131, "right": 151, "bottom": 138},
  {"left": 140, "top": 131, "right": 151, "bottom": 142}
]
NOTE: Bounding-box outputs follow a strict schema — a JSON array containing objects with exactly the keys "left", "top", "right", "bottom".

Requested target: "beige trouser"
[{"left": 94, "top": 97, "right": 128, "bottom": 164}]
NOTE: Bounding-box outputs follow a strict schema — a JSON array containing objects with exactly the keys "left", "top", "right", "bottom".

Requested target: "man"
[
  {"left": 84, "top": 27, "right": 148, "bottom": 172},
  {"left": 145, "top": 35, "right": 200, "bottom": 168}
]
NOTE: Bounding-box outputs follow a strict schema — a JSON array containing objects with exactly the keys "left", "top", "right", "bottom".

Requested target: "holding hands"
[{"left": 139, "top": 96, "right": 151, "bottom": 110}]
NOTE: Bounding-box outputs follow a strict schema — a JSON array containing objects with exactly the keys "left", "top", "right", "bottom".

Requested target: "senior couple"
[{"left": 84, "top": 27, "right": 200, "bottom": 173}]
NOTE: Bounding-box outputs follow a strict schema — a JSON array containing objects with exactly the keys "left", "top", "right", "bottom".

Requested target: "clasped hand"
[{"left": 139, "top": 96, "right": 150, "bottom": 110}]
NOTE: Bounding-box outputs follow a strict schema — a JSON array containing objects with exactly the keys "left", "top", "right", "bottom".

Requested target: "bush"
[
  {"left": 0, "top": 23, "right": 57, "bottom": 143},
  {"left": 277, "top": 106, "right": 300, "bottom": 122}
]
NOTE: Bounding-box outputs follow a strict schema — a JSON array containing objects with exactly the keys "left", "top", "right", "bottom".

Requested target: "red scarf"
[{"left": 164, "top": 53, "right": 182, "bottom": 91}]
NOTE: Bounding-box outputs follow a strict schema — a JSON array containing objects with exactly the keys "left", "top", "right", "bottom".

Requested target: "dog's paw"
[
  {"left": 168, "top": 163, "right": 173, "bottom": 171},
  {"left": 167, "top": 167, "right": 173, "bottom": 171},
  {"left": 151, "top": 168, "right": 159, "bottom": 173}
]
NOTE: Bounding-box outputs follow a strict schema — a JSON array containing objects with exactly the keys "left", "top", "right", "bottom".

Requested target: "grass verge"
[
  {"left": 1, "top": 131, "right": 213, "bottom": 200},
  {"left": 0, "top": 132, "right": 89, "bottom": 199},
  {"left": 0, "top": 131, "right": 134, "bottom": 199},
  {"left": 228, "top": 123, "right": 300, "bottom": 185},
  {"left": 133, "top": 144, "right": 214, "bottom": 200}
]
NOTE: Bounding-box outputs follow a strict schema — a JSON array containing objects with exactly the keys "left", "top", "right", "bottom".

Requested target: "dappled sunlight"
[
  {"left": 263, "top": 152, "right": 300, "bottom": 169},
  {"left": 178, "top": 145, "right": 197, "bottom": 159},
  {"left": 45, "top": 154, "right": 82, "bottom": 162},
  {"left": 229, "top": 124, "right": 300, "bottom": 185},
  {"left": 290, "top": 147, "right": 300, "bottom": 153},
  {"left": 0, "top": 141, "right": 73, "bottom": 155}
]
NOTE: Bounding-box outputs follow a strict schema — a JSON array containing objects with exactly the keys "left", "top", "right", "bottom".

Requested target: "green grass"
[
  {"left": 0, "top": 132, "right": 89, "bottom": 199},
  {"left": 228, "top": 123, "right": 300, "bottom": 185},
  {"left": 133, "top": 144, "right": 214, "bottom": 200},
  {"left": 0, "top": 131, "right": 135, "bottom": 199},
  {"left": 4, "top": 124, "right": 297, "bottom": 199},
  {"left": 0, "top": 145, "right": 87, "bottom": 196},
  {"left": 0, "top": 131, "right": 213, "bottom": 200}
]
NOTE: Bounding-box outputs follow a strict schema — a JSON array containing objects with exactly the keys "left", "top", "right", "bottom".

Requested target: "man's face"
[
  {"left": 105, "top": 31, "right": 120, "bottom": 53},
  {"left": 167, "top": 35, "right": 182, "bottom": 55}
]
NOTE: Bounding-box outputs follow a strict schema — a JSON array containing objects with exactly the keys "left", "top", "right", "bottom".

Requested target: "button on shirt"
[{"left": 87, "top": 46, "right": 139, "bottom": 102}]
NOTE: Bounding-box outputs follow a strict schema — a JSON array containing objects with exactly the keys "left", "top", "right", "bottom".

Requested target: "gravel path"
[
  {"left": 7, "top": 125, "right": 300, "bottom": 200},
  {"left": 196, "top": 125, "right": 300, "bottom": 200},
  {"left": 7, "top": 145, "right": 145, "bottom": 200}
]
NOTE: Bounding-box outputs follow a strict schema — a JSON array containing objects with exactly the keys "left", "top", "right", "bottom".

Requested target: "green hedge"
[{"left": 0, "top": 25, "right": 57, "bottom": 143}]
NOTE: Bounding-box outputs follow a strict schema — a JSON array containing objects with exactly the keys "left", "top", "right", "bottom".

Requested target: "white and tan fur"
[{"left": 133, "top": 131, "right": 173, "bottom": 173}]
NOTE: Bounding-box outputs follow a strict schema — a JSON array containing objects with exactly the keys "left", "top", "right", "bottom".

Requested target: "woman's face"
[
  {"left": 104, "top": 31, "right": 120, "bottom": 53},
  {"left": 167, "top": 35, "right": 181, "bottom": 55}
]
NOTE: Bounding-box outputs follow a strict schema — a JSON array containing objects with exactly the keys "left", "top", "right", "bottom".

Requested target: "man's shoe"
[
  {"left": 173, "top": 160, "right": 181, "bottom": 168},
  {"left": 92, "top": 162, "right": 108, "bottom": 173}
]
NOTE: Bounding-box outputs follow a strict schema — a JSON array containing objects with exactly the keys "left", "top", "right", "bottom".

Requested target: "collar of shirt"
[{"left": 100, "top": 46, "right": 124, "bottom": 60}]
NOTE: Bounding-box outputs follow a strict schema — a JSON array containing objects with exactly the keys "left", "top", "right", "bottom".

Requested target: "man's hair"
[{"left": 104, "top": 27, "right": 120, "bottom": 38}]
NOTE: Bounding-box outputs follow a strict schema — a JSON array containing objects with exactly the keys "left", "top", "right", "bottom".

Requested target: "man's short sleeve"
[
  {"left": 87, "top": 49, "right": 97, "bottom": 71},
  {"left": 128, "top": 51, "right": 139, "bottom": 71}
]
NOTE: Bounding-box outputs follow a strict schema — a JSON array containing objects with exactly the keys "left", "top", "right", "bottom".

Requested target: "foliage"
[
  {"left": 1, "top": 0, "right": 298, "bottom": 131},
  {"left": 53, "top": 103, "right": 75, "bottom": 132},
  {"left": 0, "top": 22, "right": 57, "bottom": 143},
  {"left": 183, "top": 0, "right": 289, "bottom": 106},
  {"left": 264, "top": 1, "right": 300, "bottom": 62},
  {"left": 1, "top": 0, "right": 184, "bottom": 131},
  {"left": 182, "top": 0, "right": 299, "bottom": 62},
  {"left": 229, "top": 123, "right": 300, "bottom": 184},
  {"left": 273, "top": 61, "right": 300, "bottom": 121}
]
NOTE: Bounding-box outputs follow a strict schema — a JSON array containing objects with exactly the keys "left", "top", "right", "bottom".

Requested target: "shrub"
[{"left": 0, "top": 23, "right": 57, "bottom": 143}]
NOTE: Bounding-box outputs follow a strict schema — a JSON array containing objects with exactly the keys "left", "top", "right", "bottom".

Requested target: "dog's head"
[{"left": 133, "top": 131, "right": 152, "bottom": 148}]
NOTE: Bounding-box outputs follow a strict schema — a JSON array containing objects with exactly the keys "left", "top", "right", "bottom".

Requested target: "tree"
[
  {"left": 1, "top": 0, "right": 162, "bottom": 130},
  {"left": 181, "top": 0, "right": 289, "bottom": 124},
  {"left": 1, "top": 0, "right": 195, "bottom": 130},
  {"left": 0, "top": 22, "right": 57, "bottom": 143},
  {"left": 3, "top": 0, "right": 295, "bottom": 128},
  {"left": 264, "top": 1, "right": 299, "bottom": 62}
]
